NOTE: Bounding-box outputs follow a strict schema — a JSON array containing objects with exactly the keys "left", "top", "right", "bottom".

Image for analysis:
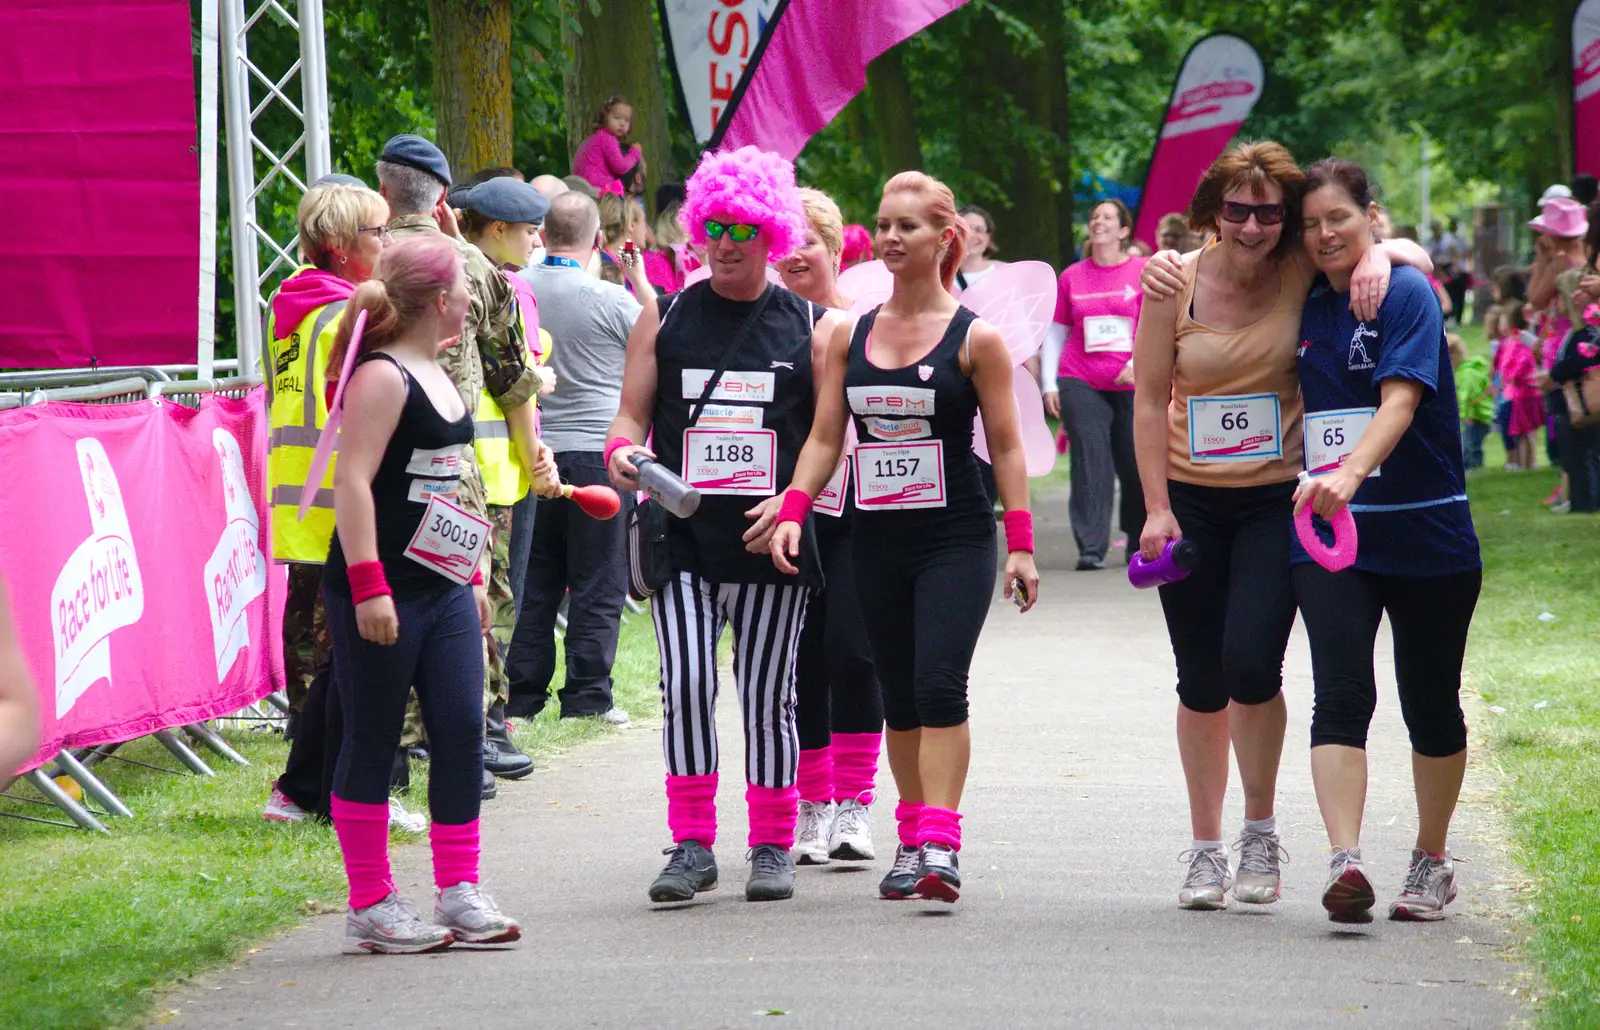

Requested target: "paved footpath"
[{"left": 161, "top": 499, "right": 1529, "bottom": 1029}]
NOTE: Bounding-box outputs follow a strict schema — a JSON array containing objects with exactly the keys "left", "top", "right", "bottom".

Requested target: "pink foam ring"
[
  {"left": 682, "top": 263, "right": 783, "bottom": 289},
  {"left": 838, "top": 259, "right": 894, "bottom": 318},
  {"left": 1295, "top": 502, "right": 1358, "bottom": 572},
  {"left": 954, "top": 261, "right": 1059, "bottom": 365},
  {"left": 298, "top": 308, "right": 367, "bottom": 522},
  {"left": 973, "top": 366, "right": 1057, "bottom": 477}
]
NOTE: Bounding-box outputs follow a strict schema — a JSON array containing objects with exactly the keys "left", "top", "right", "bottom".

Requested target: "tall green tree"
[{"left": 562, "top": 0, "right": 677, "bottom": 199}]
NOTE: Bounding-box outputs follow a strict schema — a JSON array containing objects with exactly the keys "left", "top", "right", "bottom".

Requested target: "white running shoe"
[
  {"left": 434, "top": 882, "right": 522, "bottom": 945},
  {"left": 387, "top": 796, "right": 427, "bottom": 834},
  {"left": 828, "top": 798, "right": 875, "bottom": 861},
  {"left": 1231, "top": 827, "right": 1287, "bottom": 904},
  {"left": 1177, "top": 847, "right": 1233, "bottom": 910},
  {"left": 343, "top": 893, "right": 453, "bottom": 955},
  {"left": 1322, "top": 846, "right": 1376, "bottom": 924},
  {"left": 794, "top": 800, "right": 835, "bottom": 865},
  {"left": 1388, "top": 848, "right": 1457, "bottom": 921},
  {"left": 262, "top": 786, "right": 307, "bottom": 823}
]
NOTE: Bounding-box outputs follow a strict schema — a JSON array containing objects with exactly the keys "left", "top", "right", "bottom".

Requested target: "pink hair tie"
[
  {"left": 347, "top": 561, "right": 391, "bottom": 605},
  {"left": 776, "top": 489, "right": 813, "bottom": 526},
  {"left": 604, "top": 436, "right": 635, "bottom": 470},
  {"left": 1003, "top": 510, "right": 1034, "bottom": 554},
  {"left": 1294, "top": 474, "right": 1358, "bottom": 571}
]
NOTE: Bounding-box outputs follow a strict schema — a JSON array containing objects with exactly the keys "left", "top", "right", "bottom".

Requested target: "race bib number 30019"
[
  {"left": 1187, "top": 393, "right": 1283, "bottom": 464},
  {"left": 1304, "top": 407, "right": 1380, "bottom": 478},
  {"left": 405, "top": 494, "right": 492, "bottom": 585},
  {"left": 854, "top": 440, "right": 946, "bottom": 510},
  {"left": 682, "top": 428, "right": 777, "bottom": 496}
]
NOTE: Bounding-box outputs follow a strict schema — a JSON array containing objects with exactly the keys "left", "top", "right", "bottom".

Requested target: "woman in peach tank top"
[{"left": 1131, "top": 142, "right": 1433, "bottom": 913}]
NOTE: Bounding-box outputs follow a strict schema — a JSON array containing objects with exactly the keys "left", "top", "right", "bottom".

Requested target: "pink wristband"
[
  {"left": 347, "top": 561, "right": 392, "bottom": 604},
  {"left": 776, "top": 488, "right": 814, "bottom": 526},
  {"left": 1003, "top": 510, "right": 1035, "bottom": 554},
  {"left": 603, "top": 436, "right": 635, "bottom": 470}
]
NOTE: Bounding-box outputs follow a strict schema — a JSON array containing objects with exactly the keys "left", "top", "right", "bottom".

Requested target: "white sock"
[
  {"left": 1242, "top": 815, "right": 1277, "bottom": 837},
  {"left": 1191, "top": 839, "right": 1225, "bottom": 852}
]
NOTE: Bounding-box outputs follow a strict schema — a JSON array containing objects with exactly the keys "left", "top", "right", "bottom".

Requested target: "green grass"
[{"left": 0, "top": 610, "right": 662, "bottom": 1030}]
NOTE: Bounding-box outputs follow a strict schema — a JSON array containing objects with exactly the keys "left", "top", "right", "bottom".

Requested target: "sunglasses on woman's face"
[
  {"left": 704, "top": 220, "right": 760, "bottom": 242},
  {"left": 1220, "top": 201, "right": 1285, "bottom": 226}
]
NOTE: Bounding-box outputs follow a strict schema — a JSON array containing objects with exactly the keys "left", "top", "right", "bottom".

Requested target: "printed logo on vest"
[
  {"left": 696, "top": 404, "right": 764, "bottom": 429},
  {"left": 863, "top": 416, "right": 932, "bottom": 442},
  {"left": 681, "top": 369, "right": 775, "bottom": 402},
  {"left": 917, "top": 365, "right": 933, "bottom": 382},
  {"left": 847, "top": 385, "right": 936, "bottom": 417},
  {"left": 1348, "top": 324, "right": 1378, "bottom": 371}
]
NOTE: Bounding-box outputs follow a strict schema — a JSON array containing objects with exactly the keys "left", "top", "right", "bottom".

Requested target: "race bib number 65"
[
  {"left": 1304, "top": 407, "right": 1380, "bottom": 478},
  {"left": 1188, "top": 393, "right": 1283, "bottom": 464},
  {"left": 405, "top": 494, "right": 492, "bottom": 586}
]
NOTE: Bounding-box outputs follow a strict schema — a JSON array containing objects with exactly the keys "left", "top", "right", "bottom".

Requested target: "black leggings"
[
  {"left": 1157, "top": 480, "right": 1297, "bottom": 714},
  {"left": 795, "top": 517, "right": 883, "bottom": 749},
  {"left": 852, "top": 528, "right": 995, "bottom": 731},
  {"left": 1291, "top": 564, "right": 1479, "bottom": 757},
  {"left": 325, "top": 584, "right": 485, "bottom": 825}
]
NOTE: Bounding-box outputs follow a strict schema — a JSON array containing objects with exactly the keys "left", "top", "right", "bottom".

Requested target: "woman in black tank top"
[
  {"left": 318, "top": 234, "right": 522, "bottom": 955},
  {"left": 769, "top": 172, "right": 1039, "bottom": 905}
]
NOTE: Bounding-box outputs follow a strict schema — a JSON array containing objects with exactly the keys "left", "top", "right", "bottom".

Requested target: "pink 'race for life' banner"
[
  {"left": 1576, "top": 0, "right": 1600, "bottom": 179},
  {"left": 0, "top": 0, "right": 199, "bottom": 368},
  {"left": 710, "top": 0, "right": 973, "bottom": 160},
  {"left": 1133, "top": 34, "right": 1266, "bottom": 249},
  {"left": 0, "top": 390, "right": 283, "bottom": 775}
]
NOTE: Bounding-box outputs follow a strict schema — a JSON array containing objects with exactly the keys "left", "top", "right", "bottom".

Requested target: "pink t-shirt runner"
[{"left": 1052, "top": 254, "right": 1147, "bottom": 391}]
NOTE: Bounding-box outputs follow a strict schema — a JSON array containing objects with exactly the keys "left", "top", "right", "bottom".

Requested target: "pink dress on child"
[{"left": 571, "top": 129, "right": 642, "bottom": 190}]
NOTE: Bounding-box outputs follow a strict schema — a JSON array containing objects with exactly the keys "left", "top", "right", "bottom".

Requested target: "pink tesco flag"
[
  {"left": 1133, "top": 34, "right": 1265, "bottom": 249},
  {"left": 712, "top": 0, "right": 973, "bottom": 160},
  {"left": 1576, "top": 0, "right": 1600, "bottom": 178}
]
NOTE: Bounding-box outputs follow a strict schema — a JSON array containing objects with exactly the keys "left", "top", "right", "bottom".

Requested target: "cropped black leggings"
[
  {"left": 795, "top": 516, "right": 883, "bottom": 749},
  {"left": 1291, "top": 564, "right": 1479, "bottom": 757},
  {"left": 852, "top": 527, "right": 995, "bottom": 731},
  {"left": 1157, "top": 480, "right": 1297, "bottom": 714},
  {"left": 325, "top": 584, "right": 485, "bottom": 825}
]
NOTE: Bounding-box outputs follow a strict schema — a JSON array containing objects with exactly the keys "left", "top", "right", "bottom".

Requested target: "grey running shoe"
[
  {"left": 434, "top": 882, "right": 521, "bottom": 945},
  {"left": 342, "top": 893, "right": 454, "bottom": 955},
  {"left": 1231, "top": 828, "right": 1288, "bottom": 904},
  {"left": 746, "top": 844, "right": 797, "bottom": 901},
  {"left": 1177, "top": 847, "right": 1234, "bottom": 910},
  {"left": 1322, "top": 846, "right": 1376, "bottom": 924},
  {"left": 915, "top": 843, "right": 961, "bottom": 903},
  {"left": 648, "top": 840, "right": 718, "bottom": 903},
  {"left": 829, "top": 798, "right": 875, "bottom": 861},
  {"left": 1388, "top": 848, "right": 1457, "bottom": 922},
  {"left": 879, "top": 844, "right": 920, "bottom": 900},
  {"left": 794, "top": 800, "right": 835, "bottom": 866}
]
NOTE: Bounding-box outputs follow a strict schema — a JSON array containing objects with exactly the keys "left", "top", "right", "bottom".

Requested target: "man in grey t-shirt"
[{"left": 506, "top": 192, "right": 653, "bottom": 722}]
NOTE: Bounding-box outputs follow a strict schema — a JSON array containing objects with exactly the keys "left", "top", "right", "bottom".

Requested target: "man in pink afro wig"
[{"left": 679, "top": 145, "right": 807, "bottom": 262}]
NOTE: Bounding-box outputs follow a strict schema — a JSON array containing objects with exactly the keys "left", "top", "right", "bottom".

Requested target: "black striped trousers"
[{"left": 651, "top": 571, "right": 809, "bottom": 788}]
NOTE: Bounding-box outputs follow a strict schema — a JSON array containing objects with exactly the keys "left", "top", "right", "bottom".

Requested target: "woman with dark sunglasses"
[{"left": 1132, "top": 142, "right": 1431, "bottom": 912}]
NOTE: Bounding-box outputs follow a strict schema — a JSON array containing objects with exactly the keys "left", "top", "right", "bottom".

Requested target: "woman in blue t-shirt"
[{"left": 1291, "top": 159, "right": 1481, "bottom": 926}]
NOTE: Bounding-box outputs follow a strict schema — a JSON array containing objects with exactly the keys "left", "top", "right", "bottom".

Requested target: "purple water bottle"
[{"left": 1128, "top": 539, "right": 1200, "bottom": 589}]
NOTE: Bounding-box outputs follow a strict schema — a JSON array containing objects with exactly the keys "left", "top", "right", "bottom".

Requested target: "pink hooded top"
[
  {"left": 572, "top": 129, "right": 642, "bottom": 190},
  {"left": 1496, "top": 335, "right": 1539, "bottom": 401},
  {"left": 271, "top": 267, "right": 354, "bottom": 340}
]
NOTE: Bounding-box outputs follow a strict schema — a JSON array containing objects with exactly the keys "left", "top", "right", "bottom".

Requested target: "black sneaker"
[
  {"left": 1075, "top": 556, "right": 1106, "bottom": 571},
  {"left": 879, "top": 844, "right": 920, "bottom": 900},
  {"left": 648, "top": 840, "right": 718, "bottom": 902},
  {"left": 915, "top": 843, "right": 961, "bottom": 902},
  {"left": 484, "top": 705, "right": 534, "bottom": 780},
  {"left": 745, "top": 844, "right": 796, "bottom": 902}
]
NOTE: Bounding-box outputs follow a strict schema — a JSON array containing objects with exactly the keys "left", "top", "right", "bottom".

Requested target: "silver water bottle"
[{"left": 632, "top": 455, "right": 701, "bottom": 518}]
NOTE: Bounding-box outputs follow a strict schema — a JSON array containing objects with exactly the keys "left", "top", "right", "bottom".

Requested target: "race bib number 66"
[
  {"left": 405, "top": 494, "right": 492, "bottom": 585},
  {"left": 1188, "top": 393, "right": 1283, "bottom": 464}
]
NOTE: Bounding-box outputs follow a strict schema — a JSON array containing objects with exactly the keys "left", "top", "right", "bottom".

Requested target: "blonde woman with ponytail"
[
  {"left": 321, "top": 233, "right": 523, "bottom": 956},
  {"left": 769, "top": 171, "right": 1039, "bottom": 904}
]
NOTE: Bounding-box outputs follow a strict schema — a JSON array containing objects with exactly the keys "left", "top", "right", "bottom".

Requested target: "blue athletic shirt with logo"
[{"left": 1292, "top": 265, "right": 1479, "bottom": 576}]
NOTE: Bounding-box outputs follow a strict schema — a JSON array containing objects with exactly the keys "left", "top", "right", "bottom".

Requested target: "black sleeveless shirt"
[
  {"left": 652, "top": 281, "right": 821, "bottom": 585},
  {"left": 325, "top": 353, "right": 475, "bottom": 600},
  {"left": 844, "top": 305, "right": 993, "bottom": 539}
]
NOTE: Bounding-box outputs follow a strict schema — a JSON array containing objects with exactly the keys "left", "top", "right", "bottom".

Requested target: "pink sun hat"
[{"left": 1528, "top": 196, "right": 1589, "bottom": 238}]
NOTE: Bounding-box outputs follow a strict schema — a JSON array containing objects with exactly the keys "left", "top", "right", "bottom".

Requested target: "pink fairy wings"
[{"left": 297, "top": 308, "right": 367, "bottom": 522}]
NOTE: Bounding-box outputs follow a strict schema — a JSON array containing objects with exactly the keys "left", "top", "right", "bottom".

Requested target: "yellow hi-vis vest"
[
  {"left": 473, "top": 326, "right": 551, "bottom": 506},
  {"left": 265, "top": 297, "right": 347, "bottom": 562}
]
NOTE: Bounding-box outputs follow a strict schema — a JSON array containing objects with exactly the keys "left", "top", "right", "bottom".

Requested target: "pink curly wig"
[{"left": 679, "top": 146, "right": 807, "bottom": 262}]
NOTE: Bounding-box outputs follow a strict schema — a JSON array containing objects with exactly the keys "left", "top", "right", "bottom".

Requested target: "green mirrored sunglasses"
[{"left": 704, "top": 220, "right": 760, "bottom": 242}]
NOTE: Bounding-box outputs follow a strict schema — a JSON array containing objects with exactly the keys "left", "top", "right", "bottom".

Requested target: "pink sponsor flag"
[
  {"left": 1132, "top": 34, "right": 1266, "bottom": 249},
  {"left": 1576, "top": 0, "right": 1600, "bottom": 178},
  {"left": 709, "top": 0, "right": 974, "bottom": 160}
]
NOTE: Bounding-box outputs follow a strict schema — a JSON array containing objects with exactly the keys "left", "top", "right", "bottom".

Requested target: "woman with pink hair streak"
[{"left": 605, "top": 147, "right": 849, "bottom": 905}]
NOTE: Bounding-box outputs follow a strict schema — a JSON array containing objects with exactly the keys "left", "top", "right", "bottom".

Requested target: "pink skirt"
[{"left": 1509, "top": 394, "right": 1547, "bottom": 437}]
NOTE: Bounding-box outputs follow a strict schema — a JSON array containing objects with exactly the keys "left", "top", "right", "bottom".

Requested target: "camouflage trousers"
[
  {"left": 282, "top": 563, "right": 331, "bottom": 713},
  {"left": 400, "top": 503, "right": 516, "bottom": 747}
]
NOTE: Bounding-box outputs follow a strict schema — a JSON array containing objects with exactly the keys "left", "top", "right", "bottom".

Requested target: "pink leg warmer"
[
  {"left": 894, "top": 799, "right": 924, "bottom": 849},
  {"left": 746, "top": 782, "right": 800, "bottom": 849},
  {"left": 795, "top": 747, "right": 834, "bottom": 804},
  {"left": 666, "top": 773, "right": 718, "bottom": 846},
  {"left": 919, "top": 806, "right": 963, "bottom": 852},
  {"left": 830, "top": 732, "right": 881, "bottom": 805},
  {"left": 330, "top": 795, "right": 394, "bottom": 910},
  {"left": 429, "top": 819, "right": 480, "bottom": 890}
]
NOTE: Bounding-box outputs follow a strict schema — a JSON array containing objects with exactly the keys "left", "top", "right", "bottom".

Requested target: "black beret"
[
  {"left": 460, "top": 176, "right": 551, "bottom": 224},
  {"left": 312, "top": 172, "right": 368, "bottom": 189},
  {"left": 379, "top": 133, "right": 452, "bottom": 187},
  {"left": 446, "top": 183, "right": 478, "bottom": 209}
]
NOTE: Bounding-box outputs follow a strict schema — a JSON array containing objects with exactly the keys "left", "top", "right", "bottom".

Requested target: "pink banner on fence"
[
  {"left": 712, "top": 0, "right": 973, "bottom": 160},
  {"left": 1576, "top": 0, "right": 1600, "bottom": 178},
  {"left": 0, "top": 0, "right": 199, "bottom": 369},
  {"left": 0, "top": 389, "right": 283, "bottom": 775},
  {"left": 1133, "top": 34, "right": 1265, "bottom": 249}
]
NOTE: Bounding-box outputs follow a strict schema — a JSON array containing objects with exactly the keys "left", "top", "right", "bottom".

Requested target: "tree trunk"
[
  {"left": 978, "top": 0, "right": 1061, "bottom": 265},
  {"left": 866, "top": 44, "right": 922, "bottom": 176},
  {"left": 428, "top": 0, "right": 514, "bottom": 178},
  {"left": 563, "top": 0, "right": 677, "bottom": 210}
]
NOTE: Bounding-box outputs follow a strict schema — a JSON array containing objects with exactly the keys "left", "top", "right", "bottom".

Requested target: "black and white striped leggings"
[{"left": 651, "top": 571, "right": 809, "bottom": 788}]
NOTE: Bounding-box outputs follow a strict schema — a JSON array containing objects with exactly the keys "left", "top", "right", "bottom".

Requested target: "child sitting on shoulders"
[{"left": 573, "top": 94, "right": 645, "bottom": 193}]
